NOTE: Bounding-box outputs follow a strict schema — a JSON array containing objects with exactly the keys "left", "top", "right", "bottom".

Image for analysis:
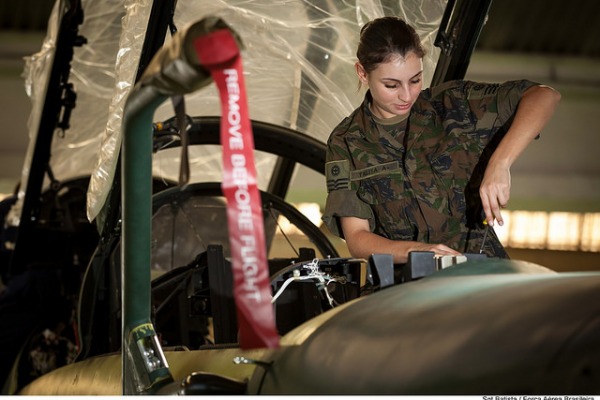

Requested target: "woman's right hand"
[
  {"left": 341, "top": 216, "right": 461, "bottom": 263},
  {"left": 407, "top": 242, "right": 462, "bottom": 257}
]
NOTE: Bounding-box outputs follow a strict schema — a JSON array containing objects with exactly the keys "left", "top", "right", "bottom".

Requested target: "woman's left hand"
[{"left": 479, "top": 161, "right": 511, "bottom": 226}]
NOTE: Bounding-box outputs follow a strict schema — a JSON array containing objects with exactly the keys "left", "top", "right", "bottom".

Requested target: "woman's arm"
[
  {"left": 480, "top": 85, "right": 561, "bottom": 227},
  {"left": 340, "top": 216, "right": 461, "bottom": 264}
]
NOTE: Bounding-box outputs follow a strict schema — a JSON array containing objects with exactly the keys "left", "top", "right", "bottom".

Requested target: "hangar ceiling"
[{"left": 476, "top": 0, "right": 600, "bottom": 58}]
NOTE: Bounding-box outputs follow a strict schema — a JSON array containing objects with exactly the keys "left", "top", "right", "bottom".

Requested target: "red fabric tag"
[{"left": 193, "top": 30, "right": 279, "bottom": 349}]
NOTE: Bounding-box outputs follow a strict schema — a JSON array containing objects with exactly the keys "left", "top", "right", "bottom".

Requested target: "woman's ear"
[{"left": 355, "top": 62, "right": 368, "bottom": 86}]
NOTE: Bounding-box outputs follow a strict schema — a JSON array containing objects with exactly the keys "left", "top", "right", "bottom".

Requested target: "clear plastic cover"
[{"left": 19, "top": 0, "right": 445, "bottom": 223}]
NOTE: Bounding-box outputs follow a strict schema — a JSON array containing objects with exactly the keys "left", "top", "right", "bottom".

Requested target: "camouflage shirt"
[{"left": 322, "top": 79, "right": 539, "bottom": 257}]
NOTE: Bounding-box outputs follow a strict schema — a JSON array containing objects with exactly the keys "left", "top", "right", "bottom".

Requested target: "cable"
[{"left": 271, "top": 258, "right": 342, "bottom": 306}]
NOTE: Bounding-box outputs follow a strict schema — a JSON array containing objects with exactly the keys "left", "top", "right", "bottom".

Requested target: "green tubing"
[
  {"left": 121, "top": 88, "right": 165, "bottom": 329},
  {"left": 121, "top": 87, "right": 168, "bottom": 394}
]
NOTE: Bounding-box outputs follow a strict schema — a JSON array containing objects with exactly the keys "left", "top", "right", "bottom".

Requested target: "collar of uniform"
[
  {"left": 369, "top": 107, "right": 409, "bottom": 126},
  {"left": 358, "top": 91, "right": 408, "bottom": 144},
  {"left": 363, "top": 100, "right": 409, "bottom": 152}
]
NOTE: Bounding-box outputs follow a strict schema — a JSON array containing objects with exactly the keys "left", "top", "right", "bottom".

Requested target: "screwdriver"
[{"left": 479, "top": 219, "right": 489, "bottom": 254}]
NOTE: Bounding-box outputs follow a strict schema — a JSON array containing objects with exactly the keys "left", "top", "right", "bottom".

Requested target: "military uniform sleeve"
[
  {"left": 466, "top": 79, "right": 540, "bottom": 129},
  {"left": 321, "top": 115, "right": 375, "bottom": 238},
  {"left": 322, "top": 159, "right": 373, "bottom": 238}
]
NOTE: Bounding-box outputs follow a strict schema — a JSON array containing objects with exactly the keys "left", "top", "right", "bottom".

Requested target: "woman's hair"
[{"left": 356, "top": 16, "right": 426, "bottom": 73}]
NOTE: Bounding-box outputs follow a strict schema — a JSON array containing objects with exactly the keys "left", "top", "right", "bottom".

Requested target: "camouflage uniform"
[{"left": 322, "top": 79, "right": 539, "bottom": 257}]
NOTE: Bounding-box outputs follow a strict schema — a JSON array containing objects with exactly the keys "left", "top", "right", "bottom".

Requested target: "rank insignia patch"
[{"left": 326, "top": 160, "right": 350, "bottom": 192}]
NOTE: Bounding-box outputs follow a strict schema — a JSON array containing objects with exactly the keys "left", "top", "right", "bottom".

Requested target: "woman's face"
[{"left": 356, "top": 51, "right": 423, "bottom": 119}]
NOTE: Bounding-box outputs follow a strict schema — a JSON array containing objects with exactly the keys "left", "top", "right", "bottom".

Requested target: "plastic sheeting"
[{"left": 20, "top": 0, "right": 446, "bottom": 223}]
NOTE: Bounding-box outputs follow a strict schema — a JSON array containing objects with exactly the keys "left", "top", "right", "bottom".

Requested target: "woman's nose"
[{"left": 397, "top": 86, "right": 410, "bottom": 102}]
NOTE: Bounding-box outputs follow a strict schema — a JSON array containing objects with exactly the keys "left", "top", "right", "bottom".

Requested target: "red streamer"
[{"left": 193, "top": 29, "right": 279, "bottom": 349}]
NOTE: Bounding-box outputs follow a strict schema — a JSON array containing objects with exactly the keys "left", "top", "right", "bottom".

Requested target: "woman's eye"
[
  {"left": 385, "top": 84, "right": 398, "bottom": 89},
  {"left": 410, "top": 78, "right": 422, "bottom": 85}
]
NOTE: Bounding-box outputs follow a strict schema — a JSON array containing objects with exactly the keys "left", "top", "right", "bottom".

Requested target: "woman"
[{"left": 322, "top": 16, "right": 560, "bottom": 264}]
